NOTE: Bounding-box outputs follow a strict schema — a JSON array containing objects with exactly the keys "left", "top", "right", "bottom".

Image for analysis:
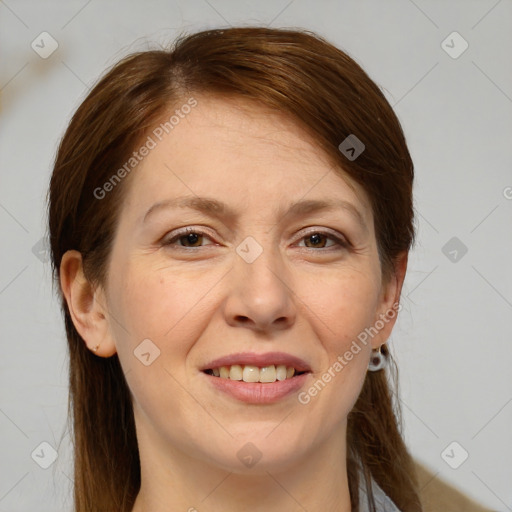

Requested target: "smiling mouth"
[{"left": 203, "top": 364, "right": 309, "bottom": 384}]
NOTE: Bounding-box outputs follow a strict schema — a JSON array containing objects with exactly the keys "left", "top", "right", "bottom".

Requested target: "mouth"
[
  {"left": 200, "top": 351, "right": 312, "bottom": 383},
  {"left": 202, "top": 364, "right": 310, "bottom": 383},
  {"left": 200, "top": 351, "right": 312, "bottom": 404}
]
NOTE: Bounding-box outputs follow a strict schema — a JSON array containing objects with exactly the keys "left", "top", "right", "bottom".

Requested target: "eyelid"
[{"left": 297, "top": 226, "right": 348, "bottom": 241}]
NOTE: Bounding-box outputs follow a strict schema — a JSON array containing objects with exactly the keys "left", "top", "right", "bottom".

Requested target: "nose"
[{"left": 223, "top": 242, "right": 297, "bottom": 333}]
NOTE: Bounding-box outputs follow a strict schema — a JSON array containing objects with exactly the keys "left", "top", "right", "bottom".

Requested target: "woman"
[{"left": 48, "top": 27, "right": 421, "bottom": 512}]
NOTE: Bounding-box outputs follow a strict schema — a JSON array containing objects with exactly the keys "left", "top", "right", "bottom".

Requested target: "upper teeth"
[{"left": 210, "top": 364, "right": 297, "bottom": 383}]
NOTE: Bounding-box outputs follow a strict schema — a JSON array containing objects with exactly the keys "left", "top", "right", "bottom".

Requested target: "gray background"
[{"left": 1, "top": 1, "right": 511, "bottom": 510}]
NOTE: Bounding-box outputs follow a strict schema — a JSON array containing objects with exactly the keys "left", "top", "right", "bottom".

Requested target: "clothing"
[{"left": 358, "top": 473, "right": 401, "bottom": 512}]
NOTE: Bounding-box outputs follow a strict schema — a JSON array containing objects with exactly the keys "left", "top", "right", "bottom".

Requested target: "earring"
[
  {"left": 368, "top": 345, "right": 386, "bottom": 371},
  {"left": 92, "top": 344, "right": 100, "bottom": 353}
]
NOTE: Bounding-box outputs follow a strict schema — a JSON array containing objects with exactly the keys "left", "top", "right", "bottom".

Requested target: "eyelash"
[{"left": 162, "top": 226, "right": 349, "bottom": 252}]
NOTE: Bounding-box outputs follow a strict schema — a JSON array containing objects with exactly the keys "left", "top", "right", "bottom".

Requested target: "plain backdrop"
[{"left": 1, "top": 1, "right": 511, "bottom": 511}]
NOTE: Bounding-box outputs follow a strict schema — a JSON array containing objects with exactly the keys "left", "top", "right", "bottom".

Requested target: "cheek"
[
  {"left": 105, "top": 263, "right": 209, "bottom": 430},
  {"left": 109, "top": 261, "right": 188, "bottom": 338},
  {"left": 298, "top": 272, "right": 379, "bottom": 413},
  {"left": 308, "top": 270, "right": 381, "bottom": 350},
  {"left": 106, "top": 260, "right": 224, "bottom": 369}
]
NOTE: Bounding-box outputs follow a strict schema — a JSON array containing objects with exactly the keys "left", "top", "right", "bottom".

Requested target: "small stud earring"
[
  {"left": 368, "top": 345, "right": 386, "bottom": 371},
  {"left": 92, "top": 344, "right": 100, "bottom": 353}
]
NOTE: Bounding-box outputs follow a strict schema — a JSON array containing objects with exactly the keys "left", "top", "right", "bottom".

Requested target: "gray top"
[{"left": 358, "top": 473, "right": 401, "bottom": 512}]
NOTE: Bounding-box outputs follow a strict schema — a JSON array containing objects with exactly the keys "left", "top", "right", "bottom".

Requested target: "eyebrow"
[{"left": 142, "top": 196, "right": 368, "bottom": 232}]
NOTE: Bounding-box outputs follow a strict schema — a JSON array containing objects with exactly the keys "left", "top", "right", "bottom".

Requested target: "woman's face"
[{"left": 99, "top": 95, "right": 401, "bottom": 473}]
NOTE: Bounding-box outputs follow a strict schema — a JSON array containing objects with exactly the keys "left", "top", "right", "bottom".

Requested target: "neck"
[{"left": 131, "top": 414, "right": 352, "bottom": 512}]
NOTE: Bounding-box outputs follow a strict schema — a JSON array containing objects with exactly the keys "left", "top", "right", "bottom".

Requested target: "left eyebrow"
[{"left": 142, "top": 196, "right": 368, "bottom": 233}]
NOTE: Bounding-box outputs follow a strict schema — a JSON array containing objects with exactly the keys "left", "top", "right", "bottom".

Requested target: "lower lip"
[{"left": 203, "top": 372, "right": 310, "bottom": 404}]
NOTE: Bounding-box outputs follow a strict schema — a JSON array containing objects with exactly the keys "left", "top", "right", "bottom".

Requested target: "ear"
[
  {"left": 371, "top": 251, "right": 408, "bottom": 350},
  {"left": 59, "top": 250, "right": 117, "bottom": 357}
]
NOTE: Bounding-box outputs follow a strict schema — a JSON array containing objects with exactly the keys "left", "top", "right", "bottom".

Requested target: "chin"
[{"left": 201, "top": 434, "right": 308, "bottom": 475}]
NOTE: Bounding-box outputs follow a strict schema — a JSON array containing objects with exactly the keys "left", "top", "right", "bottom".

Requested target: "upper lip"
[{"left": 201, "top": 351, "right": 312, "bottom": 373}]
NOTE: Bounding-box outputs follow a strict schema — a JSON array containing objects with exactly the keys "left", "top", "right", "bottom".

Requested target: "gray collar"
[{"left": 358, "top": 473, "right": 401, "bottom": 512}]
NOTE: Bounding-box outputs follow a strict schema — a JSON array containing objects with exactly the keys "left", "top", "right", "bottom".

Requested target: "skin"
[{"left": 60, "top": 95, "right": 407, "bottom": 512}]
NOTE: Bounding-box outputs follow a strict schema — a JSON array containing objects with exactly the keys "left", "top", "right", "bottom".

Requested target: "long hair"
[{"left": 48, "top": 26, "right": 421, "bottom": 511}]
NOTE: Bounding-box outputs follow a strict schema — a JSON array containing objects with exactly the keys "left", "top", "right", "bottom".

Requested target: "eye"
[
  {"left": 162, "top": 227, "right": 215, "bottom": 249},
  {"left": 162, "top": 227, "right": 349, "bottom": 251},
  {"left": 296, "top": 230, "right": 348, "bottom": 250}
]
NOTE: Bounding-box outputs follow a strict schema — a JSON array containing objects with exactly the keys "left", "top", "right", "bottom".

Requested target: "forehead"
[{"left": 120, "top": 94, "right": 372, "bottom": 225}]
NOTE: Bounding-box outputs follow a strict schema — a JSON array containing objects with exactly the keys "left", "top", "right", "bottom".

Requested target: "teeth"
[
  {"left": 229, "top": 364, "right": 243, "bottom": 380},
  {"left": 243, "top": 365, "right": 260, "bottom": 382},
  {"left": 276, "top": 364, "right": 287, "bottom": 381},
  {"left": 207, "top": 364, "right": 299, "bottom": 383},
  {"left": 260, "top": 365, "right": 276, "bottom": 382}
]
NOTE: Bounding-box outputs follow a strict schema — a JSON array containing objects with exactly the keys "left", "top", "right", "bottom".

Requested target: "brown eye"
[
  {"left": 163, "top": 228, "right": 214, "bottom": 249},
  {"left": 298, "top": 230, "right": 348, "bottom": 250},
  {"left": 178, "top": 232, "right": 203, "bottom": 247},
  {"left": 304, "top": 233, "right": 328, "bottom": 248}
]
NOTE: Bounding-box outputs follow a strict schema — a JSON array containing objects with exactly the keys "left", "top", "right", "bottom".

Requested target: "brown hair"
[{"left": 48, "top": 26, "right": 421, "bottom": 512}]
